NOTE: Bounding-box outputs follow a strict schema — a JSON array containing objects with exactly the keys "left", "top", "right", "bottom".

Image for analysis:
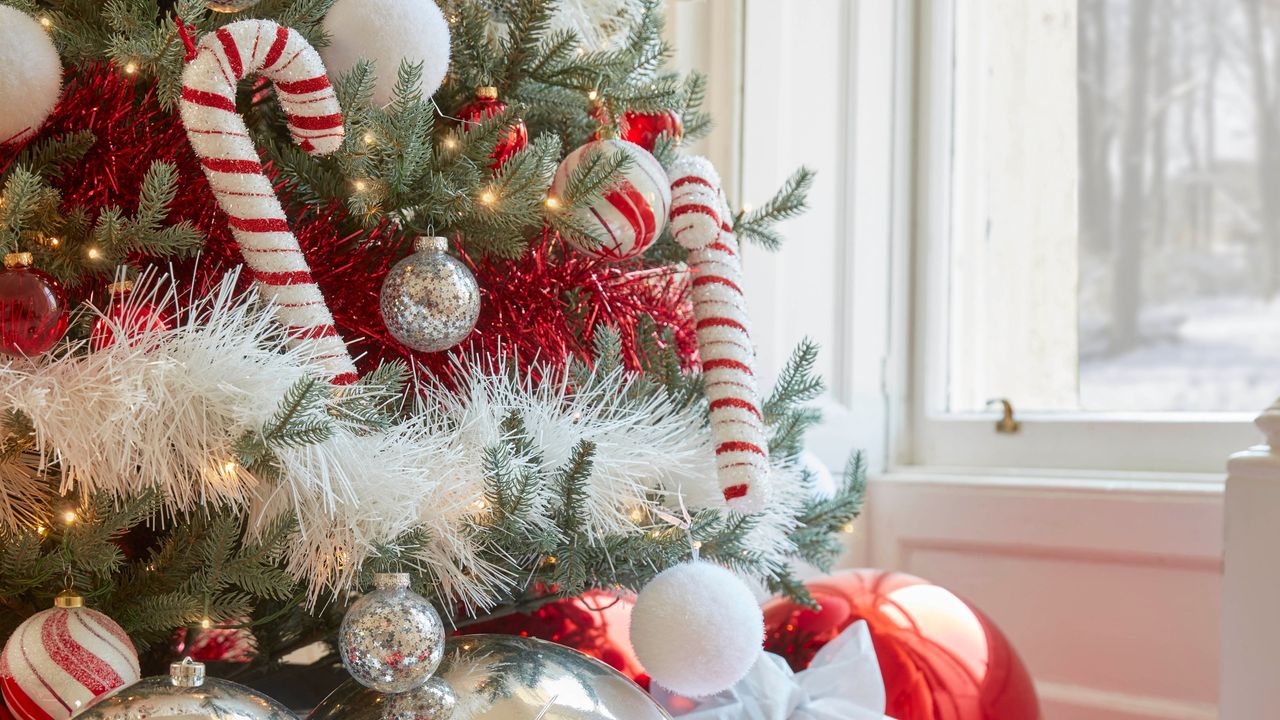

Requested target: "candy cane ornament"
[
  {"left": 670, "top": 156, "right": 770, "bottom": 511},
  {"left": 179, "top": 19, "right": 358, "bottom": 385}
]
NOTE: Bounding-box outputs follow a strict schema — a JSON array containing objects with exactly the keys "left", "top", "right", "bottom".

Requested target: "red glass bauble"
[
  {"left": 90, "top": 280, "right": 171, "bottom": 351},
  {"left": 763, "top": 569, "right": 1040, "bottom": 720},
  {"left": 173, "top": 625, "right": 254, "bottom": 664},
  {"left": 620, "top": 110, "right": 683, "bottom": 152},
  {"left": 457, "top": 86, "right": 529, "bottom": 169},
  {"left": 0, "top": 253, "right": 68, "bottom": 357},
  {"left": 461, "top": 590, "right": 647, "bottom": 686}
]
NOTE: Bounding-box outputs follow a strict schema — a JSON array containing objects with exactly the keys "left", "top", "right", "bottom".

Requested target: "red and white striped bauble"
[
  {"left": 179, "top": 19, "right": 358, "bottom": 385},
  {"left": 550, "top": 138, "right": 671, "bottom": 262},
  {"left": 0, "top": 593, "right": 139, "bottom": 720}
]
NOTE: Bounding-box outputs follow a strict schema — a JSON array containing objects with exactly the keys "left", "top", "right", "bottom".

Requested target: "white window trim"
[{"left": 902, "top": 0, "right": 1263, "bottom": 476}]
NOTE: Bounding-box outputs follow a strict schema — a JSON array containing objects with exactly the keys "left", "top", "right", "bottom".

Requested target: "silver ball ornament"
[
  {"left": 310, "top": 634, "right": 671, "bottom": 720},
  {"left": 73, "top": 658, "right": 294, "bottom": 720},
  {"left": 380, "top": 237, "right": 481, "bottom": 353},
  {"left": 309, "top": 677, "right": 456, "bottom": 720},
  {"left": 339, "top": 573, "right": 447, "bottom": 694}
]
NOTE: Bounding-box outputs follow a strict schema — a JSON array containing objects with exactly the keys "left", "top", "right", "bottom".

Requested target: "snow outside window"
[{"left": 909, "top": 0, "right": 1269, "bottom": 472}]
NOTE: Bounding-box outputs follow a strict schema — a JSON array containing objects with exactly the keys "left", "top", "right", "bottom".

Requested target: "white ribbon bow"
[{"left": 652, "top": 621, "right": 894, "bottom": 720}]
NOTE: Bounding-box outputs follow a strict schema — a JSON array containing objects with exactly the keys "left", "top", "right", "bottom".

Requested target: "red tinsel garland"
[
  {"left": 3, "top": 64, "right": 698, "bottom": 382},
  {"left": 329, "top": 230, "right": 699, "bottom": 383}
]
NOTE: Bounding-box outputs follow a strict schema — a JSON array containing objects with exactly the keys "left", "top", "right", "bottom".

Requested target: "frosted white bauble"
[
  {"left": 0, "top": 6, "right": 63, "bottom": 145},
  {"left": 629, "top": 560, "right": 764, "bottom": 697},
  {"left": 321, "top": 0, "right": 451, "bottom": 107}
]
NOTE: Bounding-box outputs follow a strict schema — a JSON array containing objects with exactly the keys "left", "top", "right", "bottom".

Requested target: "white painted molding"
[
  {"left": 1220, "top": 401, "right": 1280, "bottom": 719},
  {"left": 866, "top": 469, "right": 1222, "bottom": 718},
  {"left": 1036, "top": 681, "right": 1217, "bottom": 720}
]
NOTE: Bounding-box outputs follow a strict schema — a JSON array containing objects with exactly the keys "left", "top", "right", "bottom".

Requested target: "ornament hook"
[{"left": 175, "top": 18, "right": 198, "bottom": 63}]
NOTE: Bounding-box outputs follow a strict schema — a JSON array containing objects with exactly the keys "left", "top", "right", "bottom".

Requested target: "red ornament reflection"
[
  {"left": 763, "top": 569, "right": 1040, "bottom": 720},
  {"left": 456, "top": 86, "right": 529, "bottom": 170},
  {"left": 619, "top": 110, "right": 683, "bottom": 152},
  {"left": 0, "top": 253, "right": 68, "bottom": 357},
  {"left": 461, "top": 590, "right": 647, "bottom": 687},
  {"left": 90, "top": 280, "right": 171, "bottom": 351}
]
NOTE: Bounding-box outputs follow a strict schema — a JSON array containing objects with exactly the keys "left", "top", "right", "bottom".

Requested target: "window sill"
[{"left": 876, "top": 465, "right": 1225, "bottom": 495}]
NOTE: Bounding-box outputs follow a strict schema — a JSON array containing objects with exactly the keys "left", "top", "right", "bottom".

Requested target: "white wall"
[
  {"left": 866, "top": 473, "right": 1222, "bottom": 720},
  {"left": 668, "top": 2, "right": 1228, "bottom": 719}
]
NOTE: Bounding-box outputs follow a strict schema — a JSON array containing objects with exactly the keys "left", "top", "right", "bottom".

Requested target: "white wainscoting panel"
[{"left": 858, "top": 471, "right": 1223, "bottom": 720}]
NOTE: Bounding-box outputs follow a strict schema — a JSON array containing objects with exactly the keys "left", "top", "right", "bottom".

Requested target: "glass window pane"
[
  {"left": 1078, "top": 0, "right": 1280, "bottom": 411},
  {"left": 946, "top": 0, "right": 1280, "bottom": 413}
]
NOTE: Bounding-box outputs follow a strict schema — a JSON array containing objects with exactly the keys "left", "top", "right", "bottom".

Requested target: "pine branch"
[{"left": 734, "top": 168, "right": 816, "bottom": 250}]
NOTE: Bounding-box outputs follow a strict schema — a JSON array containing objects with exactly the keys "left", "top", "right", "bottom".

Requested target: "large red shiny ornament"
[
  {"left": 0, "top": 253, "right": 68, "bottom": 357},
  {"left": 90, "top": 280, "right": 171, "bottom": 351},
  {"left": 457, "top": 86, "right": 528, "bottom": 169},
  {"left": 763, "top": 569, "right": 1040, "bottom": 720},
  {"left": 461, "top": 590, "right": 647, "bottom": 687},
  {"left": 620, "top": 110, "right": 683, "bottom": 152}
]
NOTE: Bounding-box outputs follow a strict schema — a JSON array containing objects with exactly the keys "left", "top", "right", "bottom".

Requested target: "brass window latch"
[{"left": 985, "top": 398, "right": 1020, "bottom": 434}]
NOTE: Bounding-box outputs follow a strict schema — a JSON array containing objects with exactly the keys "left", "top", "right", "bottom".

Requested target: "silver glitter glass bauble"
[
  {"left": 308, "top": 677, "right": 456, "bottom": 720},
  {"left": 205, "top": 0, "right": 262, "bottom": 11},
  {"left": 309, "top": 634, "right": 671, "bottom": 720},
  {"left": 339, "top": 573, "right": 446, "bottom": 694},
  {"left": 72, "top": 658, "right": 293, "bottom": 720},
  {"left": 380, "top": 237, "right": 481, "bottom": 353}
]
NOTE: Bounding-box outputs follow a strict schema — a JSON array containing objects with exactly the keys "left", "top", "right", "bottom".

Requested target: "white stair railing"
[{"left": 1221, "top": 400, "right": 1280, "bottom": 718}]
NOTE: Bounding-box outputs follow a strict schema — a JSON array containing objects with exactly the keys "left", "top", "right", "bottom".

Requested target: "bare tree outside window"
[
  {"left": 1077, "top": 0, "right": 1280, "bottom": 411},
  {"left": 945, "top": 0, "right": 1280, "bottom": 413}
]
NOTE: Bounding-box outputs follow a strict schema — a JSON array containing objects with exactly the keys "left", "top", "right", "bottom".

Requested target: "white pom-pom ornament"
[
  {"left": 629, "top": 560, "right": 763, "bottom": 697},
  {"left": 550, "top": 138, "right": 671, "bottom": 261},
  {"left": 0, "top": 6, "right": 63, "bottom": 145},
  {"left": 322, "top": 0, "right": 451, "bottom": 107}
]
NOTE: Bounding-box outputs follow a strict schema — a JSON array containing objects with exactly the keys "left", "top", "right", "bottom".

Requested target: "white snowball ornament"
[
  {"left": 629, "top": 560, "right": 764, "bottom": 697},
  {"left": 321, "top": 0, "right": 451, "bottom": 107},
  {"left": 550, "top": 138, "right": 671, "bottom": 261},
  {"left": 0, "top": 6, "right": 63, "bottom": 145}
]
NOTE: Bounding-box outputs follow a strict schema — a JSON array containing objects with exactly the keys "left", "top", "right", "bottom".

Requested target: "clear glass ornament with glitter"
[
  {"left": 380, "top": 236, "right": 481, "bottom": 353},
  {"left": 338, "top": 573, "right": 447, "bottom": 694}
]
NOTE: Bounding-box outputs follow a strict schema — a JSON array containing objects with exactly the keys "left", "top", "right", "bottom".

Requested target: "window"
[{"left": 911, "top": 0, "right": 1268, "bottom": 472}]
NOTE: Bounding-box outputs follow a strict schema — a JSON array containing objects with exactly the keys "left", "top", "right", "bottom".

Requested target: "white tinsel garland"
[{"left": 0, "top": 272, "right": 809, "bottom": 608}]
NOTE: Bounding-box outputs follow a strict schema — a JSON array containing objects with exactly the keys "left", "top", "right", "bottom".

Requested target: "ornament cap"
[
  {"left": 53, "top": 590, "right": 84, "bottom": 609},
  {"left": 4, "top": 252, "right": 33, "bottom": 269},
  {"left": 170, "top": 657, "right": 206, "bottom": 687},
  {"left": 371, "top": 572, "right": 412, "bottom": 591},
  {"left": 107, "top": 279, "right": 134, "bottom": 295},
  {"left": 414, "top": 236, "right": 449, "bottom": 254},
  {"left": 597, "top": 125, "right": 618, "bottom": 141},
  {"left": 476, "top": 85, "right": 499, "bottom": 100}
]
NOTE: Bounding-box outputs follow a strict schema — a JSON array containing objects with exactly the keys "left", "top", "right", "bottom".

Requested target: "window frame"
[{"left": 903, "top": 0, "right": 1262, "bottom": 475}]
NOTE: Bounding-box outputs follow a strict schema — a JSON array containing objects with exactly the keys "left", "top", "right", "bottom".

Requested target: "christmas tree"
[{"left": 0, "top": 0, "right": 862, "bottom": 696}]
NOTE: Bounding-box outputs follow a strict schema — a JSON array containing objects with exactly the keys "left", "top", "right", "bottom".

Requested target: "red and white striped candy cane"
[
  {"left": 668, "top": 156, "right": 723, "bottom": 251},
  {"left": 671, "top": 156, "right": 770, "bottom": 511},
  {"left": 179, "top": 19, "right": 358, "bottom": 385}
]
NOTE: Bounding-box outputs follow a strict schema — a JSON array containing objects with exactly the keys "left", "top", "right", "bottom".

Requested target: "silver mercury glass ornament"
[
  {"left": 338, "top": 573, "right": 447, "bottom": 694},
  {"left": 309, "top": 635, "right": 671, "bottom": 720},
  {"left": 72, "top": 657, "right": 294, "bottom": 720},
  {"left": 380, "top": 236, "right": 481, "bottom": 353}
]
